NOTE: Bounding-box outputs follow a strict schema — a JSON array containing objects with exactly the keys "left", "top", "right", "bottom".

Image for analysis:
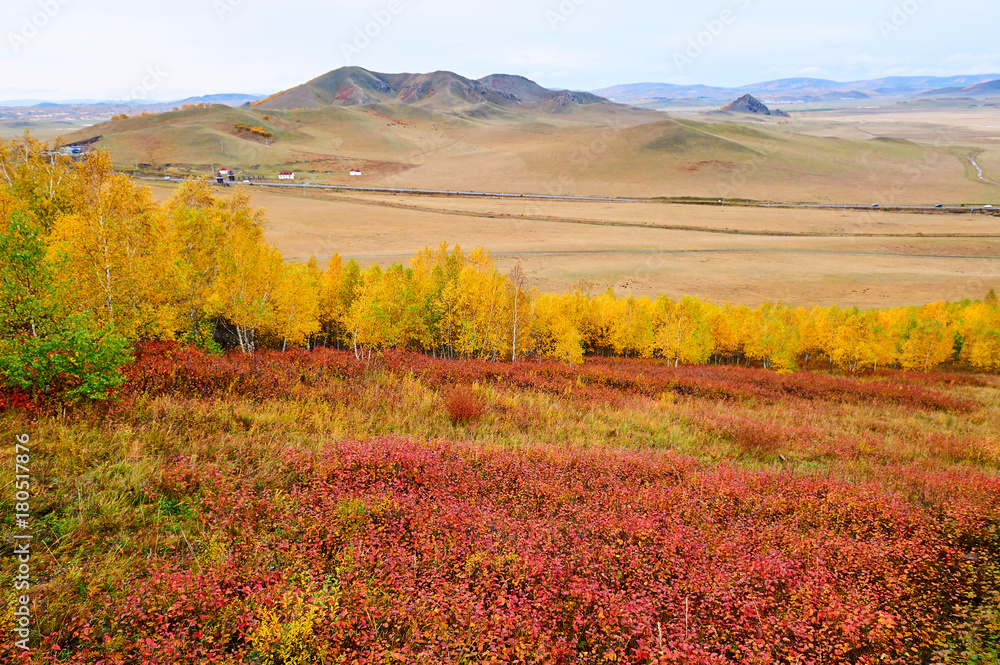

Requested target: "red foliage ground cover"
[
  {"left": 7, "top": 344, "right": 996, "bottom": 663},
  {"left": 28, "top": 439, "right": 999, "bottom": 664},
  {"left": 122, "top": 342, "right": 973, "bottom": 413}
]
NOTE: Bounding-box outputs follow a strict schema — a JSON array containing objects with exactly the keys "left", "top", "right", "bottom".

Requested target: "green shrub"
[{"left": 0, "top": 313, "right": 132, "bottom": 403}]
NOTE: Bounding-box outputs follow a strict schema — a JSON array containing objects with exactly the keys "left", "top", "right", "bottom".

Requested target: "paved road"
[
  {"left": 142, "top": 176, "right": 646, "bottom": 203},
  {"left": 137, "top": 176, "right": 996, "bottom": 212},
  {"left": 300, "top": 248, "right": 1000, "bottom": 263}
]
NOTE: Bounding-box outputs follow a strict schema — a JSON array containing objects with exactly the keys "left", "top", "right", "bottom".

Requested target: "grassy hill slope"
[{"left": 66, "top": 101, "right": 1000, "bottom": 203}]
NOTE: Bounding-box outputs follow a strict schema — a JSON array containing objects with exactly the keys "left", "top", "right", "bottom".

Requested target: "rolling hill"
[
  {"left": 63, "top": 105, "right": 990, "bottom": 204},
  {"left": 56, "top": 66, "right": 1000, "bottom": 204}
]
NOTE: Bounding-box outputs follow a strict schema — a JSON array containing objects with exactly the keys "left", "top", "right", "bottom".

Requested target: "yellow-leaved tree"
[
  {"left": 898, "top": 303, "right": 955, "bottom": 371},
  {"left": 454, "top": 248, "right": 511, "bottom": 360},
  {"left": 744, "top": 303, "right": 800, "bottom": 371},
  {"left": 48, "top": 152, "right": 180, "bottom": 339},
  {"left": 653, "top": 295, "right": 715, "bottom": 366},
  {"left": 607, "top": 295, "right": 655, "bottom": 358},
  {"left": 166, "top": 181, "right": 266, "bottom": 347},
  {"left": 532, "top": 293, "right": 583, "bottom": 365},
  {"left": 581, "top": 290, "right": 619, "bottom": 356},
  {"left": 344, "top": 264, "right": 428, "bottom": 357},
  {"left": 0, "top": 131, "right": 74, "bottom": 233},
  {"left": 959, "top": 297, "right": 1000, "bottom": 371},
  {"left": 273, "top": 259, "right": 321, "bottom": 351},
  {"left": 858, "top": 309, "right": 902, "bottom": 371},
  {"left": 830, "top": 308, "right": 865, "bottom": 372},
  {"left": 798, "top": 306, "right": 839, "bottom": 367},
  {"left": 710, "top": 303, "right": 749, "bottom": 364},
  {"left": 207, "top": 228, "right": 284, "bottom": 354},
  {"left": 409, "top": 242, "right": 466, "bottom": 358}
]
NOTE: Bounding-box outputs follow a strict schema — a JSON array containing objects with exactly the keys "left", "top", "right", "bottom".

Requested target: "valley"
[
  {"left": 111, "top": 67, "right": 999, "bottom": 310},
  {"left": 4, "top": 61, "right": 1000, "bottom": 664}
]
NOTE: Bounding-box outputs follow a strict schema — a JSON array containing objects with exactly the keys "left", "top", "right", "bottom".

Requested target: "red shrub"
[
  {"left": 443, "top": 384, "right": 483, "bottom": 424},
  {"left": 0, "top": 386, "right": 34, "bottom": 413}
]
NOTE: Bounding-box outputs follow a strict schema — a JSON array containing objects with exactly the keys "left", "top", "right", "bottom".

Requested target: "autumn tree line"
[{"left": 1, "top": 135, "right": 999, "bottom": 399}]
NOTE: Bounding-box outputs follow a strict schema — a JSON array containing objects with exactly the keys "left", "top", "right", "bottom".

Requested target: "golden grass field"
[{"left": 144, "top": 179, "right": 1000, "bottom": 308}]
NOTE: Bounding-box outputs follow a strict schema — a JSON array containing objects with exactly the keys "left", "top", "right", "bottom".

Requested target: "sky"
[{"left": 2, "top": 0, "right": 999, "bottom": 102}]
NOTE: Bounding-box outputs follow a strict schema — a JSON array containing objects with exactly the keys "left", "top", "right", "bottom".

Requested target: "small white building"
[
  {"left": 218, "top": 168, "right": 232, "bottom": 177},
  {"left": 349, "top": 168, "right": 363, "bottom": 176},
  {"left": 278, "top": 171, "right": 295, "bottom": 180}
]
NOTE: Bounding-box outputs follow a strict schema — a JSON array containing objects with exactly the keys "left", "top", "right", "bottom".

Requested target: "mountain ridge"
[
  {"left": 251, "top": 66, "right": 610, "bottom": 113},
  {"left": 6, "top": 72, "right": 999, "bottom": 115}
]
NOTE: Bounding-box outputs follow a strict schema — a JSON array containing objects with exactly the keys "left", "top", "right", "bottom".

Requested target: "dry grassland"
[
  {"left": 145, "top": 181, "right": 1000, "bottom": 308},
  {"left": 83, "top": 101, "right": 1000, "bottom": 204}
]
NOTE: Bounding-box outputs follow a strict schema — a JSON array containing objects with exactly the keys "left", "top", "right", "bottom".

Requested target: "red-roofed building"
[{"left": 278, "top": 171, "right": 295, "bottom": 180}]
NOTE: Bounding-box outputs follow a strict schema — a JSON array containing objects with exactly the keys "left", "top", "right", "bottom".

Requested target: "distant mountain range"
[
  {"left": 169, "top": 93, "right": 263, "bottom": 107},
  {"left": 594, "top": 74, "right": 1000, "bottom": 104},
  {"left": 0, "top": 98, "right": 109, "bottom": 107},
  {"left": 4, "top": 71, "right": 999, "bottom": 119},
  {"left": 0, "top": 93, "right": 262, "bottom": 111},
  {"left": 923, "top": 79, "right": 1000, "bottom": 98}
]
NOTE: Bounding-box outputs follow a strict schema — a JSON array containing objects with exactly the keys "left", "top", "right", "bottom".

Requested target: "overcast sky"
[{"left": 3, "top": 0, "right": 999, "bottom": 101}]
